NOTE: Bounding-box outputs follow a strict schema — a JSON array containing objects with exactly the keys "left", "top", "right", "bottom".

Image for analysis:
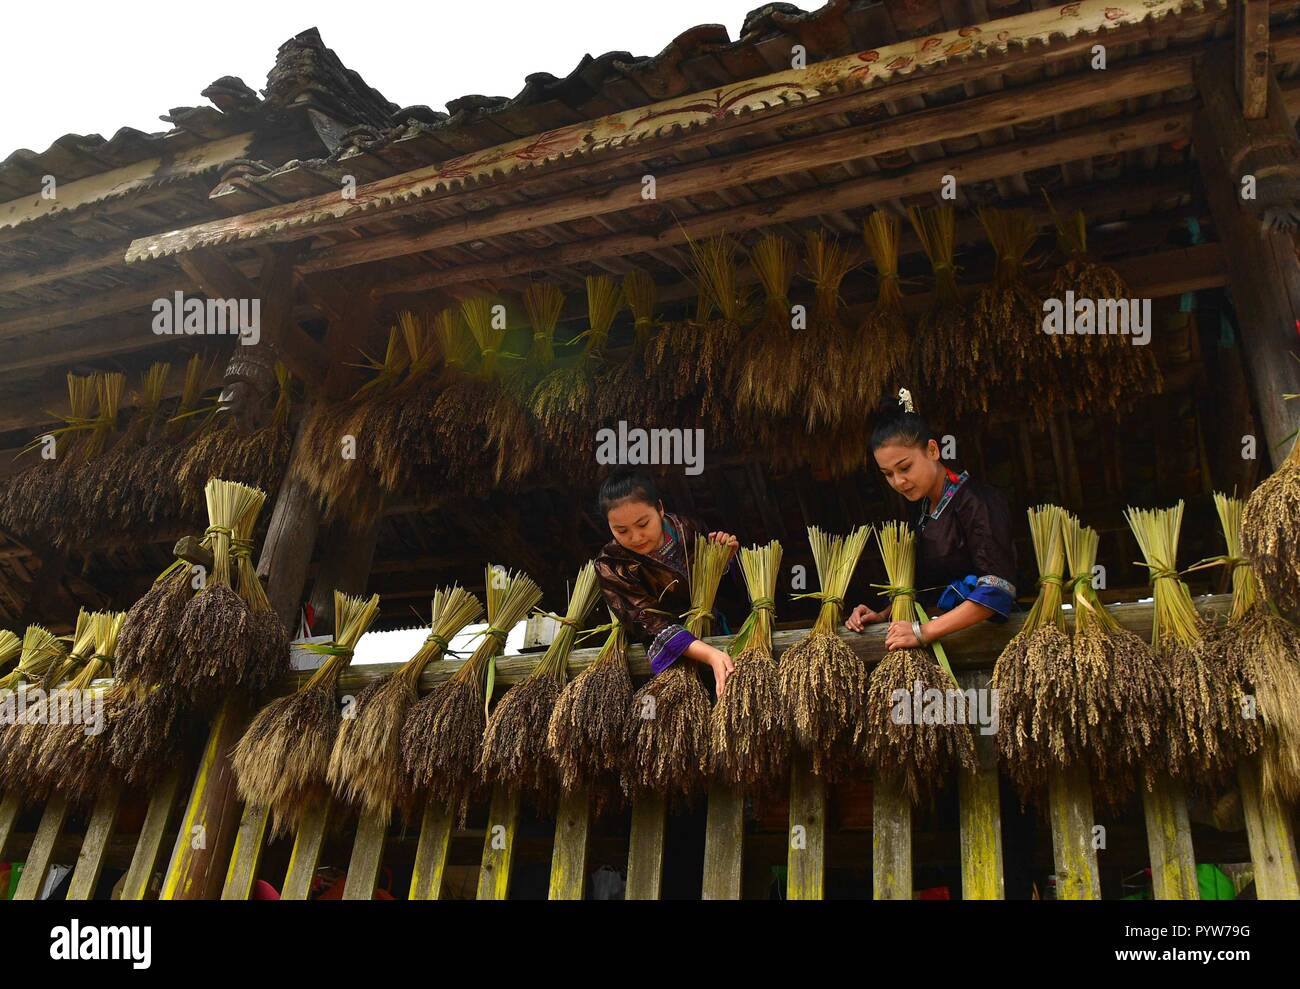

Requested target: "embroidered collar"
[{"left": 919, "top": 468, "right": 968, "bottom": 528}]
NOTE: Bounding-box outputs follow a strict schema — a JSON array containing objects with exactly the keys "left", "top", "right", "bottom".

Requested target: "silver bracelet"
[{"left": 912, "top": 620, "right": 926, "bottom": 646}]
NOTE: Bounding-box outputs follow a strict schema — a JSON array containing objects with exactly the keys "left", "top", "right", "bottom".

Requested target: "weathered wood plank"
[
  {"left": 786, "top": 754, "right": 825, "bottom": 900},
  {"left": 1141, "top": 773, "right": 1200, "bottom": 900},
  {"left": 702, "top": 780, "right": 745, "bottom": 900},
  {"left": 121, "top": 765, "right": 185, "bottom": 900},
  {"left": 1047, "top": 765, "right": 1101, "bottom": 900},
  {"left": 281, "top": 800, "right": 332, "bottom": 901},
  {"left": 626, "top": 795, "right": 667, "bottom": 900},
  {"left": 1238, "top": 756, "right": 1300, "bottom": 900},
  {"left": 548, "top": 787, "right": 590, "bottom": 900},
  {"left": 13, "top": 794, "right": 70, "bottom": 899},
  {"left": 477, "top": 785, "right": 522, "bottom": 900},
  {"left": 343, "top": 808, "right": 388, "bottom": 900},
  {"left": 66, "top": 785, "right": 120, "bottom": 900},
  {"left": 872, "top": 777, "right": 912, "bottom": 900},
  {"left": 409, "top": 798, "right": 455, "bottom": 901},
  {"left": 957, "top": 671, "right": 1004, "bottom": 900},
  {"left": 220, "top": 803, "right": 269, "bottom": 900},
  {"left": 0, "top": 791, "right": 21, "bottom": 861}
]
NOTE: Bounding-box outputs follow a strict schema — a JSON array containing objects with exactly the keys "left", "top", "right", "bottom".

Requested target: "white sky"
[{"left": 2, "top": 0, "right": 768, "bottom": 157}]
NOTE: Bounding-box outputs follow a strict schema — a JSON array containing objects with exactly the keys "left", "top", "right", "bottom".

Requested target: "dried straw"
[
  {"left": 114, "top": 560, "right": 194, "bottom": 686},
  {"left": 231, "top": 485, "right": 286, "bottom": 697},
  {"left": 0, "top": 630, "right": 19, "bottom": 672},
  {"left": 597, "top": 271, "right": 665, "bottom": 425},
  {"left": 328, "top": 585, "right": 483, "bottom": 823},
  {"left": 624, "top": 536, "right": 729, "bottom": 802},
  {"left": 1241, "top": 432, "right": 1300, "bottom": 613},
  {"left": 232, "top": 591, "right": 381, "bottom": 837},
  {"left": 400, "top": 566, "right": 542, "bottom": 823},
  {"left": 734, "top": 233, "right": 800, "bottom": 422},
  {"left": 795, "top": 232, "right": 858, "bottom": 431},
  {"left": 857, "top": 210, "right": 912, "bottom": 404},
  {"left": 777, "top": 524, "right": 872, "bottom": 779},
  {"left": 465, "top": 296, "right": 539, "bottom": 487},
  {"left": 865, "top": 522, "right": 976, "bottom": 804},
  {"left": 480, "top": 562, "right": 601, "bottom": 807},
  {"left": 710, "top": 540, "right": 787, "bottom": 791}
]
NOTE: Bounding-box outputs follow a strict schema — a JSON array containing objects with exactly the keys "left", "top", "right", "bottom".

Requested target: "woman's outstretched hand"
[
  {"left": 885, "top": 621, "right": 922, "bottom": 651},
  {"left": 708, "top": 531, "right": 740, "bottom": 558},
  {"left": 707, "top": 644, "right": 736, "bottom": 697},
  {"left": 844, "top": 604, "right": 884, "bottom": 632}
]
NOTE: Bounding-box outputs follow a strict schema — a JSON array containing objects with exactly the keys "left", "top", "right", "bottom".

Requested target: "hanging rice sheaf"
[
  {"left": 1061, "top": 514, "right": 1169, "bottom": 808},
  {"left": 138, "top": 355, "right": 216, "bottom": 526},
  {"left": 33, "top": 612, "right": 123, "bottom": 805},
  {"left": 1241, "top": 429, "right": 1300, "bottom": 613},
  {"left": 795, "top": 232, "right": 858, "bottom": 432},
  {"left": 856, "top": 210, "right": 912, "bottom": 405},
  {"left": 1126, "top": 502, "right": 1260, "bottom": 786},
  {"left": 480, "top": 562, "right": 601, "bottom": 807},
  {"left": 230, "top": 484, "right": 287, "bottom": 698},
  {"left": 82, "top": 363, "right": 169, "bottom": 535},
  {"left": 1206, "top": 493, "right": 1300, "bottom": 804},
  {"left": 532, "top": 275, "right": 622, "bottom": 466},
  {"left": 909, "top": 205, "right": 973, "bottom": 420},
  {"left": 710, "top": 540, "right": 787, "bottom": 792},
  {"left": 232, "top": 591, "right": 380, "bottom": 838},
  {"left": 547, "top": 616, "right": 632, "bottom": 806},
  {"left": 596, "top": 270, "right": 666, "bottom": 426},
  {"left": 0, "top": 629, "right": 19, "bottom": 673},
  {"left": 1046, "top": 207, "right": 1161, "bottom": 417},
  {"left": 733, "top": 233, "right": 799, "bottom": 423},
  {"left": 114, "top": 553, "right": 197, "bottom": 688},
  {"left": 462, "top": 296, "right": 540, "bottom": 487},
  {"left": 328, "top": 585, "right": 482, "bottom": 823},
  {"left": 778, "top": 524, "right": 872, "bottom": 779},
  {"left": 624, "top": 535, "right": 729, "bottom": 804},
  {"left": 400, "top": 567, "right": 542, "bottom": 823},
  {"left": 865, "top": 522, "right": 976, "bottom": 804}
]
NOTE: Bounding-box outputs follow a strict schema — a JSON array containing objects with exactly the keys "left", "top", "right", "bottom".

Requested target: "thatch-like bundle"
[
  {"left": 328, "top": 585, "right": 482, "bottom": 823},
  {"left": 0, "top": 629, "right": 19, "bottom": 673},
  {"left": 596, "top": 271, "right": 667, "bottom": 428},
  {"left": 864, "top": 522, "right": 976, "bottom": 804},
  {"left": 462, "top": 296, "right": 540, "bottom": 487},
  {"left": 400, "top": 567, "right": 542, "bottom": 823},
  {"left": 114, "top": 561, "right": 193, "bottom": 687},
  {"left": 480, "top": 562, "right": 600, "bottom": 807},
  {"left": 232, "top": 591, "right": 381, "bottom": 837},
  {"left": 856, "top": 210, "right": 911, "bottom": 405},
  {"left": 1241, "top": 431, "right": 1300, "bottom": 613},
  {"left": 231, "top": 486, "right": 288, "bottom": 698},
  {"left": 710, "top": 540, "right": 787, "bottom": 792},
  {"left": 777, "top": 524, "right": 872, "bottom": 779},
  {"left": 733, "top": 233, "right": 799, "bottom": 423},
  {"left": 909, "top": 206, "right": 973, "bottom": 418},
  {"left": 794, "top": 232, "right": 858, "bottom": 431}
]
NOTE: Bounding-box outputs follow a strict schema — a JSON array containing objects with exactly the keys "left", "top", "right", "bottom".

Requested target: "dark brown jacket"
[{"left": 593, "top": 512, "right": 703, "bottom": 645}]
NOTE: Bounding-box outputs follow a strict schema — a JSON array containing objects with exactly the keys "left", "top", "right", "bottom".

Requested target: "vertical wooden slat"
[
  {"left": 343, "top": 808, "right": 388, "bottom": 900},
  {"left": 701, "top": 780, "right": 745, "bottom": 899},
  {"left": 66, "top": 785, "right": 121, "bottom": 900},
  {"left": 786, "top": 754, "right": 825, "bottom": 900},
  {"left": 1047, "top": 764, "right": 1101, "bottom": 899},
  {"left": 957, "top": 671, "right": 1004, "bottom": 900},
  {"left": 1238, "top": 756, "right": 1300, "bottom": 900},
  {"left": 477, "top": 785, "right": 522, "bottom": 900},
  {"left": 409, "top": 797, "right": 454, "bottom": 900},
  {"left": 121, "top": 765, "right": 185, "bottom": 900},
  {"left": 625, "top": 794, "right": 666, "bottom": 900},
  {"left": 13, "top": 794, "right": 70, "bottom": 899},
  {"left": 1141, "top": 773, "right": 1200, "bottom": 900},
  {"left": 220, "top": 803, "right": 269, "bottom": 900},
  {"left": 0, "top": 791, "right": 22, "bottom": 861},
  {"left": 873, "top": 776, "right": 912, "bottom": 899},
  {"left": 281, "top": 800, "right": 332, "bottom": 900},
  {"left": 548, "top": 786, "right": 590, "bottom": 900}
]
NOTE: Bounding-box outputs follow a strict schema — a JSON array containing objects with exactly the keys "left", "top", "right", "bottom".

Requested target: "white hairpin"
[{"left": 897, "top": 388, "right": 915, "bottom": 414}]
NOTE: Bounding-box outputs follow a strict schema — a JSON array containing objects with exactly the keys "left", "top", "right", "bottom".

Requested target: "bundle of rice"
[
  {"left": 141, "top": 355, "right": 215, "bottom": 524},
  {"left": 0, "top": 614, "right": 93, "bottom": 792},
  {"left": 1241, "top": 430, "right": 1300, "bottom": 613},
  {"left": 83, "top": 363, "right": 170, "bottom": 534},
  {"left": 232, "top": 591, "right": 381, "bottom": 837},
  {"left": 623, "top": 535, "right": 730, "bottom": 803},
  {"left": 230, "top": 486, "right": 288, "bottom": 698},
  {"left": 113, "top": 557, "right": 195, "bottom": 687},
  {"left": 1046, "top": 207, "right": 1161, "bottom": 417},
  {"left": 327, "top": 585, "right": 482, "bottom": 823},
  {"left": 969, "top": 209, "right": 1054, "bottom": 415},
  {"left": 32, "top": 612, "right": 122, "bottom": 805},
  {"left": 0, "top": 625, "right": 67, "bottom": 694},
  {"left": 175, "top": 479, "right": 267, "bottom": 704},
  {"left": 908, "top": 206, "right": 971, "bottom": 417},
  {"left": 596, "top": 271, "right": 665, "bottom": 425},
  {"left": 733, "top": 233, "right": 799, "bottom": 422},
  {"left": 531, "top": 275, "right": 622, "bottom": 461},
  {"left": 856, "top": 210, "right": 911, "bottom": 405},
  {"left": 778, "top": 525, "right": 871, "bottom": 779},
  {"left": 710, "top": 540, "right": 787, "bottom": 791},
  {"left": 795, "top": 232, "right": 858, "bottom": 431},
  {"left": 1062, "top": 514, "right": 1169, "bottom": 808},
  {"left": 480, "top": 562, "right": 601, "bottom": 806},
  {"left": 396, "top": 308, "right": 481, "bottom": 491},
  {"left": 865, "top": 522, "right": 976, "bottom": 803},
  {"left": 400, "top": 567, "right": 542, "bottom": 822},
  {"left": 648, "top": 236, "right": 747, "bottom": 429},
  {"left": 0, "top": 629, "right": 22, "bottom": 673},
  {"left": 1206, "top": 492, "right": 1300, "bottom": 803},
  {"left": 1126, "top": 502, "right": 1260, "bottom": 785},
  {"left": 462, "top": 296, "right": 539, "bottom": 487}
]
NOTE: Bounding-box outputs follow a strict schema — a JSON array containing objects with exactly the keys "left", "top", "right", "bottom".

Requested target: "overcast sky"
[{"left": 2, "top": 0, "right": 770, "bottom": 157}]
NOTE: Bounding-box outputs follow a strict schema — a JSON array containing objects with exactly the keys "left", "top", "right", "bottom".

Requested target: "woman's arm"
[
  {"left": 684, "top": 638, "right": 735, "bottom": 696},
  {"left": 885, "top": 599, "right": 993, "bottom": 650}
]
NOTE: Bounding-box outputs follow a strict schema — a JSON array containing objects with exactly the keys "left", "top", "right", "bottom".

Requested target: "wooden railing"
[{"left": 3, "top": 594, "right": 1298, "bottom": 900}]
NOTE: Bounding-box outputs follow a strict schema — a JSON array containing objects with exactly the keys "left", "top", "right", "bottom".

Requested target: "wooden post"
[
  {"left": 548, "top": 787, "right": 590, "bottom": 900},
  {"left": 872, "top": 776, "right": 912, "bottom": 900},
  {"left": 281, "top": 800, "right": 332, "bottom": 900},
  {"left": 957, "top": 671, "right": 1005, "bottom": 899},
  {"left": 1046, "top": 765, "right": 1101, "bottom": 900},
  {"left": 121, "top": 765, "right": 185, "bottom": 900},
  {"left": 786, "top": 754, "right": 825, "bottom": 900},
  {"left": 701, "top": 780, "right": 745, "bottom": 899},
  {"left": 1238, "top": 755, "right": 1300, "bottom": 899},
  {"left": 1141, "top": 773, "right": 1200, "bottom": 900},
  {"left": 477, "top": 785, "right": 522, "bottom": 900},
  {"left": 1194, "top": 48, "right": 1300, "bottom": 468},
  {"left": 626, "top": 795, "right": 667, "bottom": 900},
  {"left": 409, "top": 798, "right": 454, "bottom": 900},
  {"left": 67, "top": 786, "right": 120, "bottom": 900},
  {"left": 343, "top": 808, "right": 388, "bottom": 900},
  {"left": 0, "top": 791, "right": 21, "bottom": 861},
  {"left": 13, "top": 795, "right": 69, "bottom": 899},
  {"left": 221, "top": 804, "right": 270, "bottom": 900}
]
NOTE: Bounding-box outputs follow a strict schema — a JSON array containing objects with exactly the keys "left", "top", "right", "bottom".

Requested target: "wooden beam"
[
  {"left": 1237, "top": 0, "right": 1271, "bottom": 120},
  {"left": 786, "top": 755, "right": 826, "bottom": 900},
  {"left": 548, "top": 787, "right": 590, "bottom": 900}
]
